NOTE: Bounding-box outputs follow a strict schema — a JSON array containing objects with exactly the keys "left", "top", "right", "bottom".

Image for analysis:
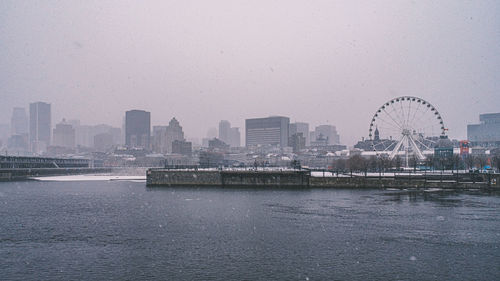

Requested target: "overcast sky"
[{"left": 1, "top": 0, "right": 499, "bottom": 145}]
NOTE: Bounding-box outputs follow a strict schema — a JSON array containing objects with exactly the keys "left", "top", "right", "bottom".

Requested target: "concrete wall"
[
  {"left": 309, "top": 175, "right": 500, "bottom": 189},
  {"left": 146, "top": 169, "right": 310, "bottom": 187},
  {"left": 147, "top": 170, "right": 221, "bottom": 186}
]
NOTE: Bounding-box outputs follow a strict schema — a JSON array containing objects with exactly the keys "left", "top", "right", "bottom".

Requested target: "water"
[{"left": 1, "top": 180, "right": 499, "bottom": 280}]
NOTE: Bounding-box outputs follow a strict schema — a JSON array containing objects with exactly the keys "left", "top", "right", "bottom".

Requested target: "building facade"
[
  {"left": 245, "top": 116, "right": 289, "bottom": 147},
  {"left": 125, "top": 110, "right": 151, "bottom": 149},
  {"left": 11, "top": 107, "right": 28, "bottom": 135},
  {"left": 289, "top": 122, "right": 309, "bottom": 146},
  {"left": 29, "top": 102, "right": 51, "bottom": 154},
  {"left": 52, "top": 120, "right": 75, "bottom": 148},
  {"left": 467, "top": 113, "right": 500, "bottom": 147},
  {"left": 313, "top": 125, "right": 340, "bottom": 145}
]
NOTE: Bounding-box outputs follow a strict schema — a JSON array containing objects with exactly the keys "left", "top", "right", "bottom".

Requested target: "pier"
[{"left": 146, "top": 168, "right": 500, "bottom": 189}]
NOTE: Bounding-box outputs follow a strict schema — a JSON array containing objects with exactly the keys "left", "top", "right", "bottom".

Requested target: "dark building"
[
  {"left": 29, "top": 102, "right": 51, "bottom": 154},
  {"left": 172, "top": 140, "right": 192, "bottom": 156},
  {"left": 125, "top": 110, "right": 151, "bottom": 149},
  {"left": 245, "top": 116, "right": 289, "bottom": 147}
]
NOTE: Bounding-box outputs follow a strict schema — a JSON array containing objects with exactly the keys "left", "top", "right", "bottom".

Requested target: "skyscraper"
[
  {"left": 218, "top": 120, "right": 231, "bottom": 144},
  {"left": 229, "top": 127, "right": 241, "bottom": 147},
  {"left": 11, "top": 107, "right": 28, "bottom": 135},
  {"left": 125, "top": 110, "right": 151, "bottom": 149},
  {"left": 245, "top": 116, "right": 289, "bottom": 147},
  {"left": 289, "top": 122, "right": 310, "bottom": 146},
  {"left": 29, "top": 102, "right": 51, "bottom": 153}
]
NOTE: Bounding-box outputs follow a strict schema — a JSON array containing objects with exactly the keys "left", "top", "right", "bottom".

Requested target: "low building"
[{"left": 172, "top": 140, "right": 192, "bottom": 156}]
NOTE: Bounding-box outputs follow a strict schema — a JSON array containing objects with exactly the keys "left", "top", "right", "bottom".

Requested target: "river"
[{"left": 1, "top": 179, "right": 499, "bottom": 280}]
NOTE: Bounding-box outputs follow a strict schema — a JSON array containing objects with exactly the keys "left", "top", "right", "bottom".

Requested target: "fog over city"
[{"left": 1, "top": 0, "right": 499, "bottom": 145}]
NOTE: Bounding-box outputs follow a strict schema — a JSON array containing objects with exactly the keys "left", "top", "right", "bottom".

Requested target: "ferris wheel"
[{"left": 368, "top": 96, "right": 446, "bottom": 165}]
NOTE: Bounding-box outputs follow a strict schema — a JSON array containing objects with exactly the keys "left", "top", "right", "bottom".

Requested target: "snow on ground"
[{"left": 32, "top": 175, "right": 146, "bottom": 182}]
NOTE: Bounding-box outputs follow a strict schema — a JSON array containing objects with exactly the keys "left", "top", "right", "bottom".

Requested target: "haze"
[{"left": 1, "top": 0, "right": 499, "bottom": 145}]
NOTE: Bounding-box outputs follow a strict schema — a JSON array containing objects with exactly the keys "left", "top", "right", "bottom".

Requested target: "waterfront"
[{"left": 1, "top": 180, "right": 499, "bottom": 280}]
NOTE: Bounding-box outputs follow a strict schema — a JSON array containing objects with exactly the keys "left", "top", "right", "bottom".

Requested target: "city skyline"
[{"left": 1, "top": 1, "right": 499, "bottom": 145}]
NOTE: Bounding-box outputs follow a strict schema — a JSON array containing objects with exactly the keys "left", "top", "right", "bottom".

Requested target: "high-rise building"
[
  {"left": 11, "top": 107, "right": 28, "bottom": 135},
  {"left": 29, "top": 102, "right": 51, "bottom": 153},
  {"left": 218, "top": 120, "right": 241, "bottom": 147},
  {"left": 152, "top": 118, "right": 185, "bottom": 153},
  {"left": 165, "top": 118, "right": 184, "bottom": 153},
  {"left": 229, "top": 127, "right": 241, "bottom": 147},
  {"left": 289, "top": 132, "right": 306, "bottom": 153},
  {"left": 289, "top": 122, "right": 310, "bottom": 146},
  {"left": 314, "top": 125, "right": 340, "bottom": 145},
  {"left": 218, "top": 120, "right": 231, "bottom": 144},
  {"left": 467, "top": 113, "right": 500, "bottom": 147},
  {"left": 245, "top": 116, "right": 289, "bottom": 147},
  {"left": 125, "top": 110, "right": 151, "bottom": 149},
  {"left": 52, "top": 119, "right": 75, "bottom": 148}
]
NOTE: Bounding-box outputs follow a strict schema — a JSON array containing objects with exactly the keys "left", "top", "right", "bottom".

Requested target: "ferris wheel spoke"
[
  {"left": 408, "top": 135, "right": 425, "bottom": 160},
  {"left": 382, "top": 108, "right": 404, "bottom": 129},
  {"left": 407, "top": 100, "right": 414, "bottom": 127},
  {"left": 412, "top": 106, "right": 433, "bottom": 128},
  {"left": 413, "top": 137, "right": 433, "bottom": 151},
  {"left": 409, "top": 101, "right": 423, "bottom": 126},
  {"left": 399, "top": 101, "right": 407, "bottom": 127},
  {"left": 375, "top": 115, "right": 403, "bottom": 132},
  {"left": 389, "top": 136, "right": 406, "bottom": 160},
  {"left": 390, "top": 103, "right": 406, "bottom": 128}
]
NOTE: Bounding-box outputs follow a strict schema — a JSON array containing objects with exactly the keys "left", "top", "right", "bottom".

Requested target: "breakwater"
[{"left": 146, "top": 169, "right": 500, "bottom": 189}]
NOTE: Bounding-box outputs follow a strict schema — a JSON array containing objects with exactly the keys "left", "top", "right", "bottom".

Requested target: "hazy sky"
[{"left": 1, "top": 0, "right": 499, "bottom": 145}]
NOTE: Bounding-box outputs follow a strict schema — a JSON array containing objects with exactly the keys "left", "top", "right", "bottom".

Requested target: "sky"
[{"left": 1, "top": 0, "right": 499, "bottom": 145}]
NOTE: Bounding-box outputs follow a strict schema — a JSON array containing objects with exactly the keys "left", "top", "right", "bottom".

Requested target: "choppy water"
[{"left": 1, "top": 180, "right": 499, "bottom": 280}]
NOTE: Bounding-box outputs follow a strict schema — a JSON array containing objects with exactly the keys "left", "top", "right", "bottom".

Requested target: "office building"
[
  {"left": 289, "top": 122, "right": 310, "bottom": 146},
  {"left": 246, "top": 116, "right": 289, "bottom": 147},
  {"left": 218, "top": 120, "right": 241, "bottom": 147},
  {"left": 228, "top": 127, "right": 241, "bottom": 147},
  {"left": 11, "top": 107, "right": 28, "bottom": 135},
  {"left": 29, "top": 102, "right": 51, "bottom": 153},
  {"left": 467, "top": 113, "right": 500, "bottom": 147},
  {"left": 94, "top": 133, "right": 114, "bottom": 152},
  {"left": 172, "top": 140, "right": 192, "bottom": 156},
  {"left": 152, "top": 118, "right": 185, "bottom": 154},
  {"left": 125, "top": 110, "right": 151, "bottom": 149},
  {"left": 219, "top": 120, "right": 231, "bottom": 144},
  {"left": 313, "top": 125, "right": 340, "bottom": 145},
  {"left": 53, "top": 119, "right": 75, "bottom": 148}
]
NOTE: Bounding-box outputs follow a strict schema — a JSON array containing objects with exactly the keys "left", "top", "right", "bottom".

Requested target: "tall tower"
[
  {"left": 218, "top": 120, "right": 231, "bottom": 144},
  {"left": 29, "top": 102, "right": 51, "bottom": 154},
  {"left": 11, "top": 107, "right": 28, "bottom": 135},
  {"left": 125, "top": 110, "right": 151, "bottom": 149}
]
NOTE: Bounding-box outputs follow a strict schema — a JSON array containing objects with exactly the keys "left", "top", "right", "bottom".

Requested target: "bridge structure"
[
  {"left": 0, "top": 155, "right": 112, "bottom": 181},
  {"left": 0, "top": 155, "right": 89, "bottom": 169}
]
